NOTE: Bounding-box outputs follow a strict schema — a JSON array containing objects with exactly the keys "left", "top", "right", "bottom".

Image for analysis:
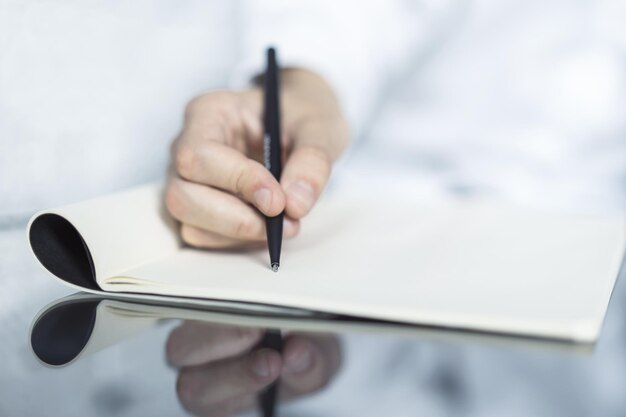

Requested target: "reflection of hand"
[{"left": 166, "top": 321, "right": 342, "bottom": 416}]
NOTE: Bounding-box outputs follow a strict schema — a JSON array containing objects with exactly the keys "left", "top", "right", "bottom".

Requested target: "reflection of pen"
[
  {"left": 257, "top": 329, "right": 283, "bottom": 417},
  {"left": 263, "top": 47, "right": 283, "bottom": 272}
]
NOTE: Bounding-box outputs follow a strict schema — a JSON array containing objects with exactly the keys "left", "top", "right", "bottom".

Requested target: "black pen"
[
  {"left": 258, "top": 47, "right": 284, "bottom": 417},
  {"left": 263, "top": 47, "right": 283, "bottom": 272}
]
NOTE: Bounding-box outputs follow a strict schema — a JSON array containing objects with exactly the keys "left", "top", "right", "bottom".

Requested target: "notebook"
[{"left": 28, "top": 184, "right": 625, "bottom": 342}]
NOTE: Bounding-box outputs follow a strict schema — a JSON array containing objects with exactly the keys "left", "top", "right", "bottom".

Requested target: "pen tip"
[{"left": 271, "top": 263, "right": 279, "bottom": 272}]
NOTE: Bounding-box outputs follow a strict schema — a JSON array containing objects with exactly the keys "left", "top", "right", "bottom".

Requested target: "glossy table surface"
[{"left": 2, "top": 225, "right": 626, "bottom": 417}]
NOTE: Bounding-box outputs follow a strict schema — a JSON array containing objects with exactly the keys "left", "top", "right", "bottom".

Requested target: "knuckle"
[
  {"left": 187, "top": 91, "right": 233, "bottom": 115},
  {"left": 184, "top": 96, "right": 204, "bottom": 119},
  {"left": 164, "top": 184, "right": 187, "bottom": 220},
  {"left": 234, "top": 327, "right": 261, "bottom": 347},
  {"left": 233, "top": 216, "right": 261, "bottom": 239},
  {"left": 180, "top": 225, "right": 202, "bottom": 247},
  {"left": 175, "top": 144, "right": 196, "bottom": 178},
  {"left": 175, "top": 372, "right": 197, "bottom": 411},
  {"left": 228, "top": 165, "right": 247, "bottom": 194},
  {"left": 230, "top": 162, "right": 265, "bottom": 196},
  {"left": 234, "top": 159, "right": 270, "bottom": 194}
]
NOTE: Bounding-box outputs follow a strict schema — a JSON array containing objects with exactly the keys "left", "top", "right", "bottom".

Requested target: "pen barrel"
[
  {"left": 263, "top": 47, "right": 284, "bottom": 269},
  {"left": 263, "top": 48, "right": 282, "bottom": 180}
]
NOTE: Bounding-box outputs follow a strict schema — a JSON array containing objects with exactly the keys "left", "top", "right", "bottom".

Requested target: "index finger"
[{"left": 174, "top": 138, "right": 285, "bottom": 217}]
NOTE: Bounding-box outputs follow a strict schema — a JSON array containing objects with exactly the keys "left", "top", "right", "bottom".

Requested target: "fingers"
[
  {"left": 166, "top": 177, "right": 265, "bottom": 240},
  {"left": 280, "top": 146, "right": 331, "bottom": 219},
  {"left": 169, "top": 85, "right": 349, "bottom": 249},
  {"left": 166, "top": 322, "right": 263, "bottom": 367},
  {"left": 178, "top": 90, "right": 283, "bottom": 217},
  {"left": 174, "top": 140, "right": 285, "bottom": 217},
  {"left": 280, "top": 112, "right": 349, "bottom": 219},
  {"left": 180, "top": 221, "right": 299, "bottom": 249},
  {"left": 280, "top": 334, "right": 342, "bottom": 398},
  {"left": 176, "top": 349, "right": 282, "bottom": 415},
  {"left": 165, "top": 177, "right": 299, "bottom": 246}
]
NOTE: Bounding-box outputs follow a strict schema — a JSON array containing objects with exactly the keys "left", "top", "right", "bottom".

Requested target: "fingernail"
[
  {"left": 251, "top": 351, "right": 271, "bottom": 379},
  {"left": 284, "top": 344, "right": 313, "bottom": 374},
  {"left": 254, "top": 188, "right": 272, "bottom": 211},
  {"left": 286, "top": 181, "right": 315, "bottom": 212}
]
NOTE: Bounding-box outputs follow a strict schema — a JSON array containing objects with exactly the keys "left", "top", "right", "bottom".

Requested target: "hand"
[
  {"left": 166, "top": 321, "right": 342, "bottom": 416},
  {"left": 165, "top": 69, "right": 349, "bottom": 249}
]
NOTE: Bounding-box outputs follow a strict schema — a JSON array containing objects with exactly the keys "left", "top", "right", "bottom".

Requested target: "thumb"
[
  {"left": 281, "top": 118, "right": 341, "bottom": 219},
  {"left": 280, "top": 113, "right": 347, "bottom": 219},
  {"left": 280, "top": 146, "right": 331, "bottom": 219}
]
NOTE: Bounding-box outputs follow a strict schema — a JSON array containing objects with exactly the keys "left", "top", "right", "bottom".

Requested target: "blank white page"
[{"left": 102, "top": 196, "right": 626, "bottom": 342}]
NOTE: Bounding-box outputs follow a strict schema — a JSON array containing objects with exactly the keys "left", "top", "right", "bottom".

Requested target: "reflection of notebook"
[
  {"left": 28, "top": 184, "right": 625, "bottom": 342},
  {"left": 30, "top": 293, "right": 592, "bottom": 367}
]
